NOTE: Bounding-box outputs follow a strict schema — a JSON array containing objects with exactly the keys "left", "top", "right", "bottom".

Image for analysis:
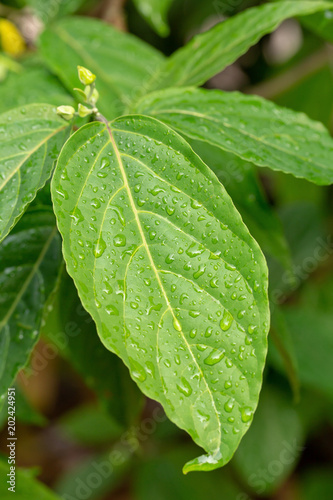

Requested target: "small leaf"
[
  {"left": 0, "top": 103, "right": 67, "bottom": 242},
  {"left": 147, "top": 1, "right": 333, "bottom": 90},
  {"left": 0, "top": 456, "right": 63, "bottom": 499},
  {"left": 52, "top": 115, "right": 269, "bottom": 472},
  {"left": 133, "top": 0, "right": 174, "bottom": 36},
  {"left": 0, "top": 208, "right": 62, "bottom": 401},
  {"left": 136, "top": 87, "right": 333, "bottom": 185},
  {"left": 39, "top": 17, "right": 165, "bottom": 118}
]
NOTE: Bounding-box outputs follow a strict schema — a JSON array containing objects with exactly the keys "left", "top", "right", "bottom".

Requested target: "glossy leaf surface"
[
  {"left": 148, "top": 1, "right": 333, "bottom": 90},
  {"left": 52, "top": 115, "right": 269, "bottom": 472},
  {"left": 0, "top": 104, "right": 67, "bottom": 242},
  {"left": 42, "top": 267, "right": 144, "bottom": 427},
  {"left": 184, "top": 140, "right": 291, "bottom": 268},
  {"left": 0, "top": 209, "right": 62, "bottom": 401},
  {"left": 39, "top": 17, "right": 165, "bottom": 118},
  {"left": 136, "top": 88, "right": 333, "bottom": 185}
]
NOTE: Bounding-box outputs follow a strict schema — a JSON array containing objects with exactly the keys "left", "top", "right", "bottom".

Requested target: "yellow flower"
[{"left": 0, "top": 19, "right": 25, "bottom": 57}]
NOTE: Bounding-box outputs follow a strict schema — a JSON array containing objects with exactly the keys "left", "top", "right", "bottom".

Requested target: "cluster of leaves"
[{"left": 1, "top": 0, "right": 333, "bottom": 497}]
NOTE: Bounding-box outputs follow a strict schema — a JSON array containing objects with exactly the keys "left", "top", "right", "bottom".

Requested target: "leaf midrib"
[{"left": 106, "top": 122, "right": 222, "bottom": 449}]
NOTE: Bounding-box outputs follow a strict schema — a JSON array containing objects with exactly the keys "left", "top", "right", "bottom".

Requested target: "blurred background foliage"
[{"left": 0, "top": 0, "right": 333, "bottom": 499}]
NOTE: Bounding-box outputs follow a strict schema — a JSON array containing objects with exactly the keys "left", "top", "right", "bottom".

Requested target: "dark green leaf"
[
  {"left": 284, "top": 307, "right": 333, "bottom": 400},
  {"left": 133, "top": 0, "right": 174, "bottom": 36},
  {"left": 300, "top": 468, "right": 333, "bottom": 500},
  {"left": 134, "top": 446, "right": 246, "bottom": 500},
  {"left": 233, "top": 384, "right": 304, "bottom": 495},
  {"left": 55, "top": 448, "right": 130, "bottom": 499},
  {"left": 135, "top": 87, "right": 333, "bottom": 185},
  {"left": 0, "top": 67, "right": 74, "bottom": 114},
  {"left": 0, "top": 208, "right": 62, "bottom": 401},
  {"left": 0, "top": 104, "right": 67, "bottom": 242},
  {"left": 59, "top": 404, "right": 122, "bottom": 445},
  {"left": 268, "top": 306, "right": 300, "bottom": 401},
  {"left": 268, "top": 202, "right": 328, "bottom": 298},
  {"left": 147, "top": 1, "right": 333, "bottom": 90}
]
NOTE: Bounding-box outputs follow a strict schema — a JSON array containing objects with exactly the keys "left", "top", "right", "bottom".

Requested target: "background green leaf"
[
  {"left": 0, "top": 104, "right": 67, "bottom": 242},
  {"left": 233, "top": 384, "right": 304, "bottom": 496},
  {"left": 0, "top": 66, "right": 74, "bottom": 114},
  {"left": 0, "top": 456, "right": 62, "bottom": 500},
  {"left": 134, "top": 446, "right": 247, "bottom": 500},
  {"left": 284, "top": 307, "right": 333, "bottom": 400},
  {"left": 39, "top": 17, "right": 165, "bottom": 118},
  {"left": 133, "top": 0, "right": 174, "bottom": 36},
  {"left": 0, "top": 208, "right": 61, "bottom": 402},
  {"left": 147, "top": 1, "right": 333, "bottom": 90},
  {"left": 136, "top": 87, "right": 333, "bottom": 185}
]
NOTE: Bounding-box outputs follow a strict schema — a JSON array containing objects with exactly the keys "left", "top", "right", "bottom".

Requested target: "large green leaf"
[
  {"left": 0, "top": 67, "right": 74, "bottom": 114},
  {"left": 135, "top": 88, "right": 333, "bottom": 185},
  {"left": 145, "top": 1, "right": 333, "bottom": 90},
  {"left": 0, "top": 208, "right": 61, "bottom": 402},
  {"left": 133, "top": 0, "right": 174, "bottom": 36},
  {"left": 52, "top": 114, "right": 269, "bottom": 472},
  {"left": 39, "top": 17, "right": 165, "bottom": 118},
  {"left": 0, "top": 104, "right": 67, "bottom": 242}
]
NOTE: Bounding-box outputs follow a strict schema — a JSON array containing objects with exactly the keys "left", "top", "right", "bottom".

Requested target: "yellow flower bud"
[
  {"left": 77, "top": 66, "right": 96, "bottom": 85},
  {"left": 0, "top": 19, "right": 25, "bottom": 57},
  {"left": 78, "top": 103, "right": 92, "bottom": 118},
  {"left": 57, "top": 105, "right": 76, "bottom": 121}
]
